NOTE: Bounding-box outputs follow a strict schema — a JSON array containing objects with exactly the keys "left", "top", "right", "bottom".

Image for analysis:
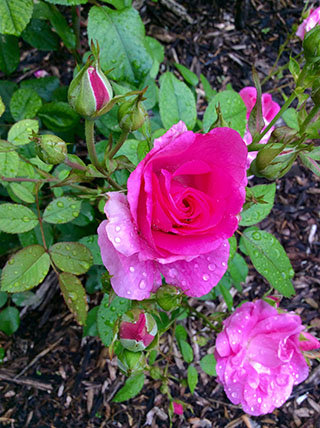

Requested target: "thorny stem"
[
  {"left": 108, "top": 130, "right": 129, "bottom": 159},
  {"left": 85, "top": 119, "right": 123, "bottom": 191},
  {"left": 183, "top": 303, "right": 219, "bottom": 332},
  {"left": 35, "top": 183, "right": 47, "bottom": 251}
]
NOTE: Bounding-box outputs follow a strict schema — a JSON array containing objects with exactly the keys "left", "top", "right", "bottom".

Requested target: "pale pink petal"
[
  {"left": 160, "top": 240, "right": 229, "bottom": 297},
  {"left": 97, "top": 220, "right": 162, "bottom": 300}
]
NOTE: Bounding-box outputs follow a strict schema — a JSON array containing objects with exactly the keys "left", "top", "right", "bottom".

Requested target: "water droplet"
[
  {"left": 8, "top": 258, "right": 15, "bottom": 265},
  {"left": 231, "top": 392, "right": 236, "bottom": 398},
  {"left": 202, "top": 274, "right": 209, "bottom": 281},
  {"left": 252, "top": 231, "right": 261, "bottom": 240},
  {"left": 257, "top": 397, "right": 262, "bottom": 404},
  {"left": 127, "top": 290, "right": 131, "bottom": 295},
  {"left": 281, "top": 272, "right": 287, "bottom": 279},
  {"left": 181, "top": 280, "right": 187, "bottom": 286},
  {"left": 206, "top": 256, "right": 211, "bottom": 261},
  {"left": 110, "top": 306, "right": 116, "bottom": 312},
  {"left": 168, "top": 268, "right": 177, "bottom": 277},
  {"left": 253, "top": 250, "right": 259, "bottom": 257},
  {"left": 57, "top": 201, "right": 64, "bottom": 208},
  {"left": 208, "top": 264, "right": 216, "bottom": 271},
  {"left": 72, "top": 211, "right": 78, "bottom": 217},
  {"left": 115, "top": 237, "right": 121, "bottom": 243},
  {"left": 115, "top": 226, "right": 121, "bottom": 232},
  {"left": 194, "top": 263, "right": 199, "bottom": 269},
  {"left": 14, "top": 282, "right": 19, "bottom": 288},
  {"left": 72, "top": 250, "right": 77, "bottom": 256},
  {"left": 139, "top": 280, "right": 146, "bottom": 289},
  {"left": 66, "top": 245, "right": 70, "bottom": 251},
  {"left": 289, "top": 269, "right": 294, "bottom": 277},
  {"left": 71, "top": 204, "right": 76, "bottom": 209},
  {"left": 69, "top": 292, "right": 77, "bottom": 301},
  {"left": 129, "top": 266, "right": 135, "bottom": 273},
  {"left": 251, "top": 407, "right": 255, "bottom": 412},
  {"left": 23, "top": 216, "right": 30, "bottom": 222},
  {"left": 221, "top": 262, "right": 226, "bottom": 267}
]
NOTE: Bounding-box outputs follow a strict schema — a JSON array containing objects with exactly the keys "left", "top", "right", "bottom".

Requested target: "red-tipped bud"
[
  {"left": 119, "top": 310, "right": 157, "bottom": 352},
  {"left": 68, "top": 58, "right": 113, "bottom": 118}
]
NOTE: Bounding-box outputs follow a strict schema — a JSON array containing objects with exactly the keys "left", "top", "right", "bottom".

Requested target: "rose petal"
[
  {"left": 97, "top": 220, "right": 162, "bottom": 300},
  {"left": 160, "top": 240, "right": 229, "bottom": 297}
]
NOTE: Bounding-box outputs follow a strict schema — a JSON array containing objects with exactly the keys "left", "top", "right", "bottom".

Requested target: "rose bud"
[
  {"left": 35, "top": 134, "right": 67, "bottom": 165},
  {"left": 296, "top": 7, "right": 320, "bottom": 40},
  {"left": 172, "top": 401, "right": 183, "bottom": 415},
  {"left": 117, "top": 349, "right": 145, "bottom": 374},
  {"left": 119, "top": 310, "right": 157, "bottom": 352},
  {"left": 156, "top": 284, "right": 182, "bottom": 311},
  {"left": 118, "top": 97, "right": 147, "bottom": 132},
  {"left": 215, "top": 300, "right": 320, "bottom": 416},
  {"left": 68, "top": 58, "right": 113, "bottom": 118}
]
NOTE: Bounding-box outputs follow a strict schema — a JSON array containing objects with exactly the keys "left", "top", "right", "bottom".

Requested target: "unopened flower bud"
[
  {"left": 68, "top": 58, "right": 113, "bottom": 118},
  {"left": 117, "top": 349, "right": 145, "bottom": 374},
  {"left": 118, "top": 98, "right": 147, "bottom": 132},
  {"left": 35, "top": 134, "right": 67, "bottom": 165},
  {"left": 303, "top": 26, "right": 320, "bottom": 63},
  {"left": 156, "top": 284, "right": 182, "bottom": 311},
  {"left": 119, "top": 310, "right": 157, "bottom": 352}
]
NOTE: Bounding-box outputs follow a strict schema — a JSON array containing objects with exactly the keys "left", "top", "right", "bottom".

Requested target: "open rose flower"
[
  {"left": 98, "top": 122, "right": 247, "bottom": 300},
  {"left": 296, "top": 7, "right": 320, "bottom": 40},
  {"left": 239, "top": 87, "right": 280, "bottom": 167},
  {"left": 215, "top": 300, "right": 320, "bottom": 416}
]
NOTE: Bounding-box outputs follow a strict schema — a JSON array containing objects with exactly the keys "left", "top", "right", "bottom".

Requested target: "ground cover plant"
[{"left": 0, "top": 0, "right": 319, "bottom": 426}]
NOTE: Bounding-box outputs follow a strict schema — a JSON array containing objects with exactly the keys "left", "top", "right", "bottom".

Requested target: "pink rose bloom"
[
  {"left": 296, "top": 7, "right": 320, "bottom": 40},
  {"left": 34, "top": 70, "right": 48, "bottom": 78},
  {"left": 239, "top": 87, "right": 280, "bottom": 167},
  {"left": 98, "top": 122, "right": 247, "bottom": 300},
  {"left": 172, "top": 401, "right": 183, "bottom": 415},
  {"left": 215, "top": 300, "right": 320, "bottom": 416}
]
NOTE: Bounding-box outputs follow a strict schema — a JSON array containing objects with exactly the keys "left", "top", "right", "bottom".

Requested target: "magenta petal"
[
  {"left": 160, "top": 240, "right": 229, "bottom": 297},
  {"left": 299, "top": 331, "right": 320, "bottom": 351},
  {"left": 97, "top": 220, "right": 162, "bottom": 300}
]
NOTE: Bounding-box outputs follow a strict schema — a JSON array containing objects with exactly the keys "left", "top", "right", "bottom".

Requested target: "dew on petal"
[
  {"left": 115, "top": 237, "right": 121, "bottom": 243},
  {"left": 208, "top": 264, "right": 216, "bottom": 271},
  {"left": 129, "top": 266, "right": 135, "bottom": 273},
  {"left": 115, "top": 226, "right": 121, "bottom": 232},
  {"left": 139, "top": 280, "right": 146, "bottom": 289},
  {"left": 202, "top": 274, "right": 209, "bottom": 281}
]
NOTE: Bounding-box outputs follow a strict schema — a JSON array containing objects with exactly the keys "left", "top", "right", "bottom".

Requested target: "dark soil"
[{"left": 1, "top": 1, "right": 319, "bottom": 427}]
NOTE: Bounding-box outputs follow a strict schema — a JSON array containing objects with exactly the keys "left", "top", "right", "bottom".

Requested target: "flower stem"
[
  {"left": 183, "top": 303, "right": 219, "bottom": 331},
  {"left": 108, "top": 130, "right": 129, "bottom": 159},
  {"left": 300, "top": 104, "right": 320, "bottom": 135}
]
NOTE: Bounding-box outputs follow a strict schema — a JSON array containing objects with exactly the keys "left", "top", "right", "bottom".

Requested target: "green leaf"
[
  {"left": 175, "top": 324, "right": 187, "bottom": 342},
  {"left": 113, "top": 373, "right": 145, "bottom": 402},
  {"left": 1, "top": 245, "right": 50, "bottom": 293},
  {"left": 10, "top": 88, "right": 42, "bottom": 121},
  {"left": 21, "top": 76, "right": 60, "bottom": 102},
  {"left": 174, "top": 63, "right": 199, "bottom": 87},
  {"left": 45, "top": 0, "right": 88, "bottom": 4},
  {"left": 203, "top": 90, "right": 247, "bottom": 136},
  {"left": 11, "top": 291, "right": 39, "bottom": 307},
  {"left": 43, "top": 4, "right": 76, "bottom": 50},
  {"left": 43, "top": 197, "right": 82, "bottom": 224},
  {"left": 282, "top": 108, "right": 299, "bottom": 130},
  {"left": 50, "top": 242, "right": 93, "bottom": 275},
  {"left": 116, "top": 139, "right": 140, "bottom": 165},
  {"left": 58, "top": 272, "right": 88, "bottom": 325},
  {"left": 0, "top": 80, "right": 17, "bottom": 121},
  {"left": 216, "top": 280, "right": 233, "bottom": 310},
  {"left": 145, "top": 36, "right": 164, "bottom": 78},
  {"left": 0, "top": 291, "right": 7, "bottom": 308},
  {"left": 187, "top": 364, "right": 198, "bottom": 394},
  {"left": 88, "top": 6, "right": 152, "bottom": 85},
  {"left": 228, "top": 236, "right": 237, "bottom": 260},
  {"left": 200, "top": 354, "right": 217, "bottom": 376},
  {"left": 83, "top": 306, "right": 99, "bottom": 337},
  {"left": 240, "top": 183, "right": 276, "bottom": 226},
  {"left": 0, "top": 96, "right": 4, "bottom": 117},
  {"left": 38, "top": 102, "right": 79, "bottom": 132},
  {"left": 228, "top": 253, "right": 248, "bottom": 290},
  {"left": 241, "top": 229, "right": 295, "bottom": 297},
  {"left": 159, "top": 72, "right": 197, "bottom": 130},
  {"left": 21, "top": 18, "right": 60, "bottom": 51},
  {"left": 178, "top": 340, "right": 193, "bottom": 363},
  {"left": 0, "top": 34, "right": 19, "bottom": 75},
  {"left": 7, "top": 119, "right": 39, "bottom": 146},
  {"left": 9, "top": 183, "right": 35, "bottom": 204},
  {"left": 0, "top": 0, "right": 33, "bottom": 36},
  {"left": 0, "top": 150, "right": 20, "bottom": 178},
  {"left": 200, "top": 74, "right": 216, "bottom": 102},
  {"left": 97, "top": 294, "right": 131, "bottom": 346},
  {"left": 78, "top": 235, "right": 103, "bottom": 265},
  {"left": 0, "top": 203, "right": 38, "bottom": 233},
  {"left": 0, "top": 307, "right": 20, "bottom": 335}
]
